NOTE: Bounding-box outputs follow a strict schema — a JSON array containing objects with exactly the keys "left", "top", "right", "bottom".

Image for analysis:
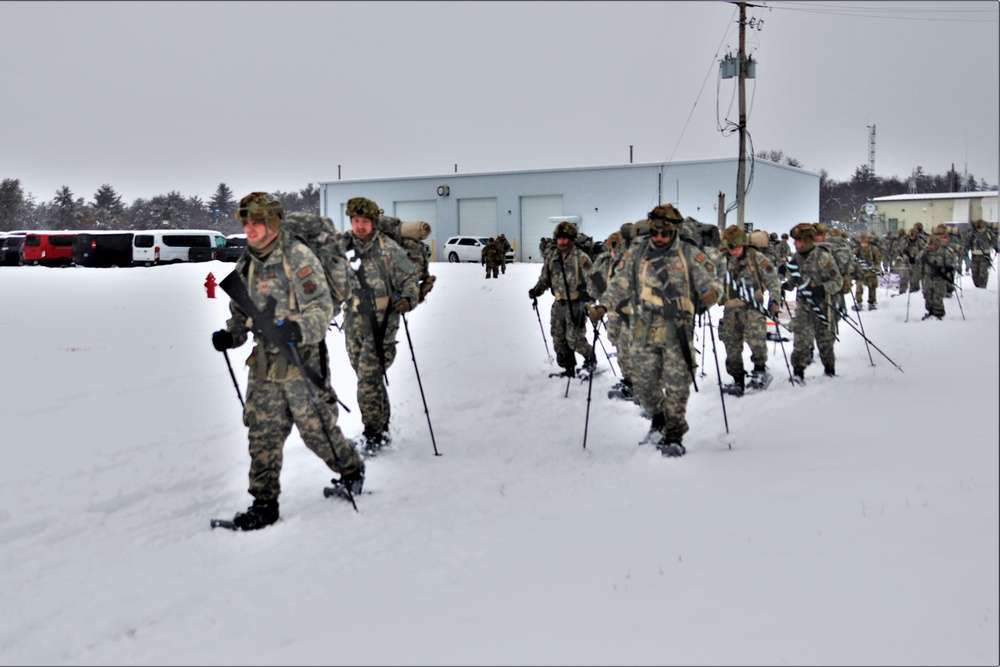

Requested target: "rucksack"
[
  {"left": 281, "top": 212, "right": 352, "bottom": 317},
  {"left": 376, "top": 215, "right": 436, "bottom": 304}
]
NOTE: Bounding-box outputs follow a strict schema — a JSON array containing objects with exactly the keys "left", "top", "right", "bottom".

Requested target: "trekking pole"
[
  {"left": 286, "top": 344, "right": 358, "bottom": 512},
  {"left": 849, "top": 291, "right": 875, "bottom": 367},
  {"left": 905, "top": 285, "right": 912, "bottom": 323},
  {"left": 951, "top": 277, "right": 967, "bottom": 321},
  {"left": 836, "top": 314, "right": 904, "bottom": 373},
  {"left": 401, "top": 313, "right": 441, "bottom": 456},
  {"left": 221, "top": 349, "right": 245, "bottom": 409},
  {"left": 705, "top": 315, "right": 731, "bottom": 439},
  {"left": 582, "top": 322, "right": 601, "bottom": 450},
  {"left": 769, "top": 310, "right": 794, "bottom": 384},
  {"left": 532, "top": 296, "right": 552, "bottom": 361},
  {"left": 596, "top": 320, "right": 618, "bottom": 378},
  {"left": 698, "top": 312, "right": 708, "bottom": 379}
]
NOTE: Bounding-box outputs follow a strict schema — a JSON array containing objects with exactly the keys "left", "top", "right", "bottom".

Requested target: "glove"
[
  {"left": 811, "top": 284, "right": 826, "bottom": 301},
  {"left": 768, "top": 301, "right": 780, "bottom": 317},
  {"left": 274, "top": 320, "right": 302, "bottom": 345},
  {"left": 588, "top": 305, "right": 607, "bottom": 325},
  {"left": 840, "top": 277, "right": 853, "bottom": 294},
  {"left": 577, "top": 290, "right": 591, "bottom": 303},
  {"left": 777, "top": 264, "right": 787, "bottom": 276},
  {"left": 528, "top": 288, "right": 537, "bottom": 299},
  {"left": 781, "top": 281, "right": 794, "bottom": 292},
  {"left": 393, "top": 297, "right": 411, "bottom": 314},
  {"left": 212, "top": 329, "right": 234, "bottom": 351},
  {"left": 699, "top": 286, "right": 718, "bottom": 310},
  {"left": 908, "top": 256, "right": 915, "bottom": 264},
  {"left": 753, "top": 289, "right": 763, "bottom": 303}
]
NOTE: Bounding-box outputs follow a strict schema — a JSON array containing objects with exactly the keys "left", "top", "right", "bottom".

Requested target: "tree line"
[
  {"left": 0, "top": 181, "right": 320, "bottom": 235},
  {"left": 1, "top": 159, "right": 995, "bottom": 235}
]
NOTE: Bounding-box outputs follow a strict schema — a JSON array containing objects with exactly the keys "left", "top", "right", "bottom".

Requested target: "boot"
[
  {"left": 362, "top": 428, "right": 390, "bottom": 455},
  {"left": 641, "top": 412, "right": 667, "bottom": 446},
  {"left": 748, "top": 365, "right": 772, "bottom": 391},
  {"left": 582, "top": 357, "right": 597, "bottom": 375},
  {"left": 232, "top": 498, "right": 279, "bottom": 531},
  {"left": 824, "top": 365, "right": 835, "bottom": 377},
  {"left": 722, "top": 373, "right": 745, "bottom": 396},
  {"left": 792, "top": 367, "right": 805, "bottom": 385},
  {"left": 332, "top": 463, "right": 366, "bottom": 496}
]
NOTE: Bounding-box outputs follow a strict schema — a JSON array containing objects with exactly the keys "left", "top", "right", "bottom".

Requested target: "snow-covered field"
[{"left": 1, "top": 259, "right": 997, "bottom": 665}]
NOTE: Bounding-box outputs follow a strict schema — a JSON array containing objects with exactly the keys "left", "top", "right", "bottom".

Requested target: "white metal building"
[{"left": 318, "top": 158, "right": 820, "bottom": 262}]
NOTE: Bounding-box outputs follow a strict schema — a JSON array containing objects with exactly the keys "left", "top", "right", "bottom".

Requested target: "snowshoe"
[
  {"left": 656, "top": 441, "right": 686, "bottom": 457},
  {"left": 851, "top": 304, "right": 864, "bottom": 312},
  {"left": 720, "top": 381, "right": 745, "bottom": 397},
  {"left": 549, "top": 367, "right": 576, "bottom": 379},
  {"left": 361, "top": 431, "right": 390, "bottom": 456},
  {"left": 868, "top": 303, "right": 877, "bottom": 311},
  {"left": 766, "top": 331, "right": 790, "bottom": 342},
  {"left": 747, "top": 370, "right": 772, "bottom": 392},
  {"left": 213, "top": 499, "right": 279, "bottom": 531}
]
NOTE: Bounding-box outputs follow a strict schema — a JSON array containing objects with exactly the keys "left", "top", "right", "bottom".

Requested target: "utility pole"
[{"left": 736, "top": 0, "right": 748, "bottom": 230}]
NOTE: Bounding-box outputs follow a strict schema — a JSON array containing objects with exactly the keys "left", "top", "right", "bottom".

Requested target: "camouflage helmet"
[
  {"left": 913, "top": 221, "right": 924, "bottom": 231},
  {"left": 790, "top": 223, "right": 817, "bottom": 242},
  {"left": 647, "top": 204, "right": 683, "bottom": 232},
  {"left": 722, "top": 225, "right": 745, "bottom": 247},
  {"left": 619, "top": 222, "right": 635, "bottom": 244},
  {"left": 236, "top": 192, "right": 284, "bottom": 232},
  {"left": 812, "top": 222, "right": 827, "bottom": 237},
  {"left": 553, "top": 221, "right": 577, "bottom": 239},
  {"left": 859, "top": 233, "right": 870, "bottom": 243},
  {"left": 975, "top": 219, "right": 986, "bottom": 230},
  {"left": 898, "top": 229, "right": 906, "bottom": 236},
  {"left": 345, "top": 197, "right": 383, "bottom": 221},
  {"left": 634, "top": 219, "right": 651, "bottom": 237},
  {"left": 932, "top": 224, "right": 948, "bottom": 236},
  {"left": 605, "top": 231, "right": 623, "bottom": 250}
]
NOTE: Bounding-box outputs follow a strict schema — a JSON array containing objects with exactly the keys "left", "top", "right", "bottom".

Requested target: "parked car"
[
  {"left": 21, "top": 232, "right": 77, "bottom": 266},
  {"left": 216, "top": 234, "right": 247, "bottom": 262},
  {"left": 442, "top": 235, "right": 515, "bottom": 263},
  {"left": 133, "top": 229, "right": 227, "bottom": 265},
  {"left": 0, "top": 233, "right": 27, "bottom": 266},
  {"left": 72, "top": 231, "right": 136, "bottom": 268}
]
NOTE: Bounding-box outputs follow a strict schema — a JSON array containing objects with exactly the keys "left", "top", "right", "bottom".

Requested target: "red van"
[{"left": 21, "top": 232, "right": 78, "bottom": 266}]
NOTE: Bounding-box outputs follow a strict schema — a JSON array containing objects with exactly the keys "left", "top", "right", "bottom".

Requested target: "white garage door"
[
  {"left": 458, "top": 198, "right": 498, "bottom": 238},
  {"left": 520, "top": 195, "right": 563, "bottom": 262}
]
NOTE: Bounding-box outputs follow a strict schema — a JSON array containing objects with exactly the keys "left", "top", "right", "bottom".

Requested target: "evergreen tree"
[
  {"left": 51, "top": 186, "right": 78, "bottom": 229},
  {"left": 0, "top": 178, "right": 27, "bottom": 231},
  {"left": 93, "top": 184, "right": 124, "bottom": 215},
  {"left": 208, "top": 183, "right": 236, "bottom": 228}
]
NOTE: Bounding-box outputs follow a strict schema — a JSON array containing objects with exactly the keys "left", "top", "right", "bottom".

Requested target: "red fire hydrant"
[{"left": 205, "top": 272, "right": 217, "bottom": 299}]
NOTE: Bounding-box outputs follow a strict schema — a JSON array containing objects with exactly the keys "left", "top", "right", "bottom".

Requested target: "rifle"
[{"left": 347, "top": 248, "right": 390, "bottom": 386}]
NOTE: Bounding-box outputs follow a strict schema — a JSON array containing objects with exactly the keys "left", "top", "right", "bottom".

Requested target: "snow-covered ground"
[{"left": 1, "top": 258, "right": 997, "bottom": 665}]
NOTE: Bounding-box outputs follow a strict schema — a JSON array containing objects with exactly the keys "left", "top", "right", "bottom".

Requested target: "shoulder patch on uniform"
[
  {"left": 297, "top": 266, "right": 313, "bottom": 279},
  {"left": 303, "top": 280, "right": 317, "bottom": 295},
  {"left": 695, "top": 252, "right": 706, "bottom": 262}
]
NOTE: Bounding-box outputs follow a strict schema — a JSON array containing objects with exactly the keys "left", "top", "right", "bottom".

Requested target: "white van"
[{"left": 132, "top": 230, "right": 228, "bottom": 266}]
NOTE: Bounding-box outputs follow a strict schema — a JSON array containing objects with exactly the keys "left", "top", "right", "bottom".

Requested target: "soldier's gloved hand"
[
  {"left": 698, "top": 286, "right": 719, "bottom": 309},
  {"left": 275, "top": 320, "right": 302, "bottom": 345},
  {"left": 393, "top": 296, "right": 411, "bottom": 313},
  {"left": 811, "top": 284, "right": 826, "bottom": 301},
  {"left": 528, "top": 288, "right": 537, "bottom": 299},
  {"left": 768, "top": 301, "right": 780, "bottom": 317},
  {"left": 778, "top": 264, "right": 787, "bottom": 276},
  {"left": 753, "top": 289, "right": 763, "bottom": 303},
  {"left": 588, "top": 305, "right": 607, "bottom": 326},
  {"left": 212, "top": 329, "right": 234, "bottom": 351}
]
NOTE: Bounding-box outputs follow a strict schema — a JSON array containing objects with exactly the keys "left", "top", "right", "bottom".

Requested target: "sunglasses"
[{"left": 650, "top": 229, "right": 673, "bottom": 238}]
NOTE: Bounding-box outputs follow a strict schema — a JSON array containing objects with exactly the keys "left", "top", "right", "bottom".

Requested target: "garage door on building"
[
  {"left": 458, "top": 198, "right": 498, "bottom": 239},
  {"left": 520, "top": 195, "right": 564, "bottom": 262}
]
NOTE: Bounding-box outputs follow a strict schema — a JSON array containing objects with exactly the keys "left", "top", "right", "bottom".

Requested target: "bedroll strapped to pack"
[{"left": 376, "top": 215, "right": 436, "bottom": 304}]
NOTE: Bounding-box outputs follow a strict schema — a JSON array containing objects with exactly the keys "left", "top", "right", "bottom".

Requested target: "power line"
[{"left": 767, "top": 1, "right": 996, "bottom": 22}]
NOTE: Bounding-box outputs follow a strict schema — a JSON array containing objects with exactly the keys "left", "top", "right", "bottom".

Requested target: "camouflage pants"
[
  {"left": 923, "top": 276, "right": 947, "bottom": 318},
  {"left": 854, "top": 271, "right": 878, "bottom": 306},
  {"left": 719, "top": 306, "right": 767, "bottom": 379},
  {"left": 484, "top": 262, "right": 499, "bottom": 279},
  {"left": 896, "top": 262, "right": 921, "bottom": 293},
  {"left": 971, "top": 254, "right": 991, "bottom": 288},
  {"left": 606, "top": 314, "right": 634, "bottom": 380},
  {"left": 790, "top": 302, "right": 836, "bottom": 373},
  {"left": 244, "top": 374, "right": 362, "bottom": 501},
  {"left": 551, "top": 301, "right": 596, "bottom": 371},
  {"left": 346, "top": 317, "right": 399, "bottom": 437},
  {"left": 630, "top": 328, "right": 695, "bottom": 441}
]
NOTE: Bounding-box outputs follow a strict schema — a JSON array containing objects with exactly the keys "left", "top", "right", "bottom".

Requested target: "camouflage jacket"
[
  {"left": 339, "top": 229, "right": 419, "bottom": 333},
  {"left": 854, "top": 243, "right": 883, "bottom": 276},
  {"left": 599, "top": 236, "right": 722, "bottom": 348},
  {"left": 481, "top": 241, "right": 504, "bottom": 265},
  {"left": 531, "top": 245, "right": 596, "bottom": 304},
  {"left": 785, "top": 244, "right": 843, "bottom": 306},
  {"left": 896, "top": 234, "right": 926, "bottom": 266},
  {"left": 920, "top": 240, "right": 957, "bottom": 282},
  {"left": 818, "top": 236, "right": 860, "bottom": 282},
  {"left": 226, "top": 236, "right": 334, "bottom": 381},
  {"left": 966, "top": 226, "right": 998, "bottom": 255},
  {"left": 722, "top": 247, "right": 781, "bottom": 311}
]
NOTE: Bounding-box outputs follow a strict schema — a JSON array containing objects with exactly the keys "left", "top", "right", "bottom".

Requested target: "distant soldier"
[
  {"left": 481, "top": 237, "right": 502, "bottom": 279},
  {"left": 528, "top": 222, "right": 598, "bottom": 378},
  {"left": 496, "top": 233, "right": 513, "bottom": 273},
  {"left": 589, "top": 204, "right": 722, "bottom": 456},
  {"left": 919, "top": 225, "right": 957, "bottom": 320},
  {"left": 718, "top": 225, "right": 782, "bottom": 396},
  {"left": 853, "top": 234, "right": 883, "bottom": 310},
  {"left": 966, "top": 219, "right": 997, "bottom": 288},
  {"left": 896, "top": 227, "right": 926, "bottom": 295},
  {"left": 591, "top": 230, "right": 636, "bottom": 401},
  {"left": 782, "top": 223, "right": 843, "bottom": 382}
]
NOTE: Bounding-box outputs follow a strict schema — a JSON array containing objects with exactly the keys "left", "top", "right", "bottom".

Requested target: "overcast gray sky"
[{"left": 1, "top": 0, "right": 997, "bottom": 205}]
